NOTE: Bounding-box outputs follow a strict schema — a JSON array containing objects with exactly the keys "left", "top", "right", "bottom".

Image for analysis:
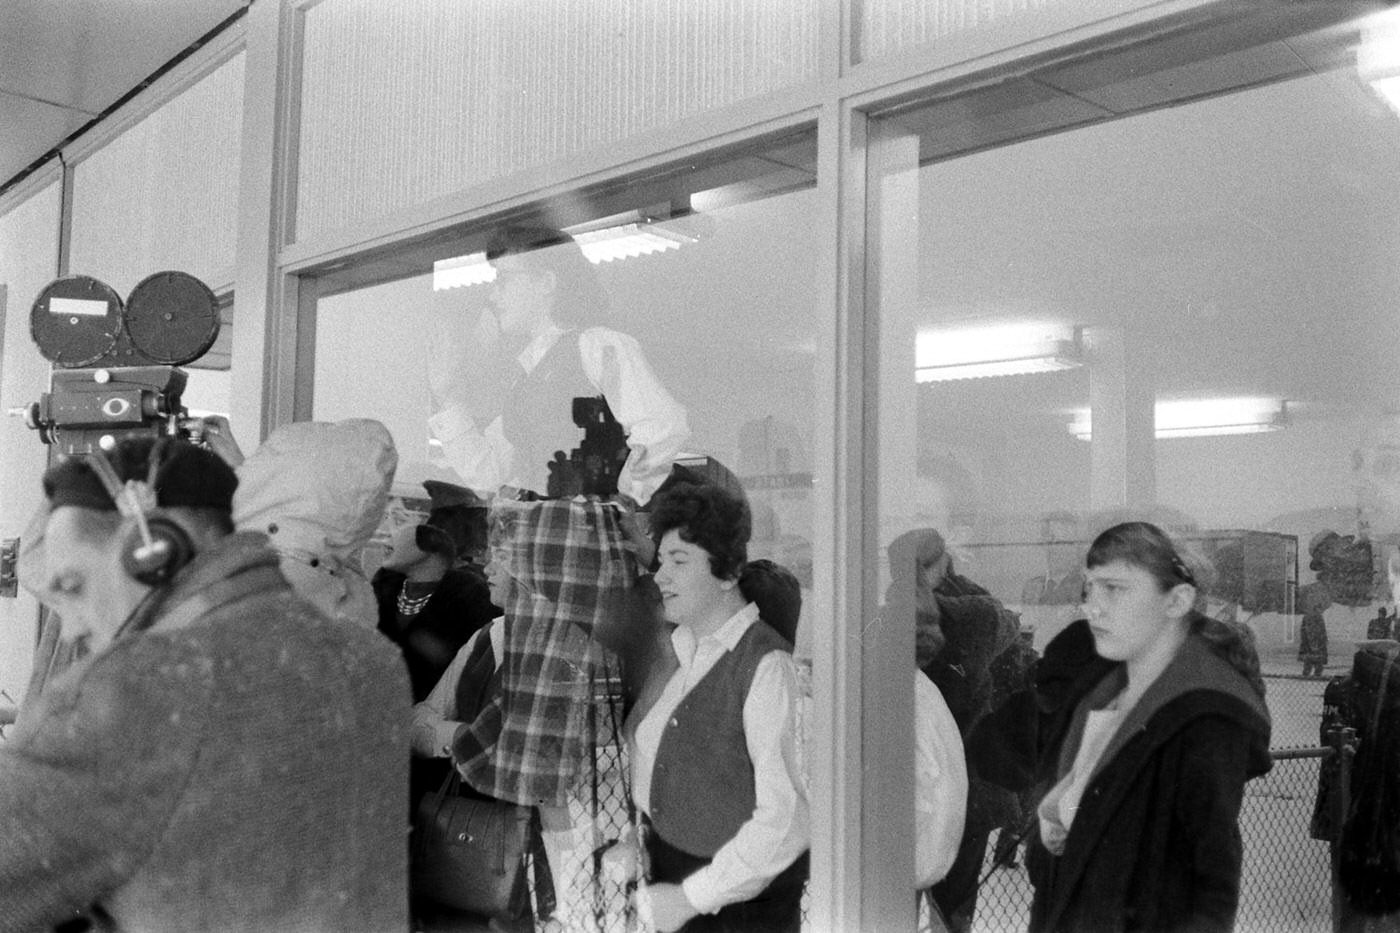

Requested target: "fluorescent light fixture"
[
  {"left": 1373, "top": 75, "right": 1400, "bottom": 115},
  {"left": 433, "top": 252, "right": 495, "bottom": 291},
  {"left": 574, "top": 223, "right": 695, "bottom": 263},
  {"left": 915, "top": 323, "right": 1081, "bottom": 383},
  {"left": 431, "top": 220, "right": 700, "bottom": 291},
  {"left": 1069, "top": 397, "right": 1289, "bottom": 440},
  {"left": 1359, "top": 11, "right": 1400, "bottom": 114}
]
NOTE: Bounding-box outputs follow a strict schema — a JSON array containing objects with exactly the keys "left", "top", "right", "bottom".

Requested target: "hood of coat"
[
  {"left": 233, "top": 419, "right": 397, "bottom": 565},
  {"left": 1062, "top": 625, "right": 1273, "bottom": 786}
]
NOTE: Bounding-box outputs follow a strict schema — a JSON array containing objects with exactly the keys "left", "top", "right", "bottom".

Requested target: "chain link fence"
[
  {"left": 429, "top": 673, "right": 1341, "bottom": 933},
  {"left": 1238, "top": 749, "right": 1334, "bottom": 932},
  {"left": 525, "top": 680, "right": 638, "bottom": 933}
]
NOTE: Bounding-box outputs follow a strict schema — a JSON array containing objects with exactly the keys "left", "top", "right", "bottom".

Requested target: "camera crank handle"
[{"left": 7, "top": 403, "right": 40, "bottom": 429}]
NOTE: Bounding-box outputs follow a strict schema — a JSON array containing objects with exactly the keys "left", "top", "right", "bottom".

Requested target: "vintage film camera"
[
  {"left": 13, "top": 272, "right": 221, "bottom": 456},
  {"left": 545, "top": 395, "right": 630, "bottom": 498}
]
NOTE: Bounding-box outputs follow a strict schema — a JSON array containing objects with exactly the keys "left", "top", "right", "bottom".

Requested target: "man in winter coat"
[{"left": 2, "top": 437, "right": 411, "bottom": 933}]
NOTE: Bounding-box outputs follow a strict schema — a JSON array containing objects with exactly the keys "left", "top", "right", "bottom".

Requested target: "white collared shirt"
[
  {"left": 409, "top": 620, "right": 505, "bottom": 758},
  {"left": 631, "top": 603, "right": 809, "bottom": 915}
]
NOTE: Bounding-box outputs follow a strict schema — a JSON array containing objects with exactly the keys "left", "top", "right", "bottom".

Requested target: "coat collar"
[
  {"left": 1039, "top": 630, "right": 1272, "bottom": 932},
  {"left": 123, "top": 532, "right": 288, "bottom": 638}
]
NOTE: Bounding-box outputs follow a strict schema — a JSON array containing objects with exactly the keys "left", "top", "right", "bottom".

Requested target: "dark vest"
[
  {"left": 646, "top": 619, "right": 792, "bottom": 858},
  {"left": 499, "top": 331, "right": 596, "bottom": 495}
]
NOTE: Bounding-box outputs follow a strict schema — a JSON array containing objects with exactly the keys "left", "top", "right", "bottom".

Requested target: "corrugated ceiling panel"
[{"left": 294, "top": 0, "right": 819, "bottom": 242}]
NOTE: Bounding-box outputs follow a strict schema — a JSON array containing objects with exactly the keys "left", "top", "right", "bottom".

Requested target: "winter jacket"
[
  {"left": 234, "top": 418, "right": 397, "bottom": 628},
  {"left": 0, "top": 532, "right": 412, "bottom": 933},
  {"left": 1026, "top": 621, "right": 1272, "bottom": 933}
]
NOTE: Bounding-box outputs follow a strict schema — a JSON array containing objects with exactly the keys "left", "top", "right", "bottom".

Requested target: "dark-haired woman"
[
  {"left": 1028, "top": 521, "right": 1271, "bottom": 933},
  {"left": 372, "top": 520, "right": 496, "bottom": 703},
  {"left": 627, "top": 481, "right": 809, "bottom": 932}
]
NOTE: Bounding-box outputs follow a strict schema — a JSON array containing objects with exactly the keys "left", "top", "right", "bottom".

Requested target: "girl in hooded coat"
[{"left": 1027, "top": 521, "right": 1272, "bottom": 933}]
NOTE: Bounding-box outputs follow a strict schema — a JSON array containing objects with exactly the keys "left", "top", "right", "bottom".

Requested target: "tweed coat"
[{"left": 0, "top": 532, "right": 412, "bottom": 933}]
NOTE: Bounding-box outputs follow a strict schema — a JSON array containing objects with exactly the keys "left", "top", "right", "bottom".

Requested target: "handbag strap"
[
  {"left": 415, "top": 767, "right": 461, "bottom": 862},
  {"left": 528, "top": 808, "right": 556, "bottom": 918}
]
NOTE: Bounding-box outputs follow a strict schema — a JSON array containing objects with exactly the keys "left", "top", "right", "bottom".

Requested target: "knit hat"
[{"left": 43, "top": 436, "right": 238, "bottom": 513}]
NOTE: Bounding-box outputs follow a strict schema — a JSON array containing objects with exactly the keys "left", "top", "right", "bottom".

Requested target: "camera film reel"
[
  {"left": 28, "top": 276, "right": 124, "bottom": 368},
  {"left": 125, "top": 271, "right": 221, "bottom": 366},
  {"left": 30, "top": 271, "right": 220, "bottom": 369}
]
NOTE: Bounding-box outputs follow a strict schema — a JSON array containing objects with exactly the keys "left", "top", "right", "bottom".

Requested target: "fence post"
[{"left": 1327, "top": 725, "right": 1358, "bottom": 933}]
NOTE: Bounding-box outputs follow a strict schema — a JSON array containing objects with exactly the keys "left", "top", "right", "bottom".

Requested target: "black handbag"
[{"left": 411, "top": 770, "right": 533, "bottom": 919}]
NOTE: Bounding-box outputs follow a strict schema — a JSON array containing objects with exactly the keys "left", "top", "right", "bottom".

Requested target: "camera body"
[
  {"left": 545, "top": 396, "right": 630, "bottom": 498},
  {"left": 16, "top": 272, "right": 219, "bottom": 456},
  {"left": 17, "top": 366, "right": 190, "bottom": 456}
]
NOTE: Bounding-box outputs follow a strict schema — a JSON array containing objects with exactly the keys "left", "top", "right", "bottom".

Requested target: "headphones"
[{"left": 86, "top": 439, "right": 196, "bottom": 586}]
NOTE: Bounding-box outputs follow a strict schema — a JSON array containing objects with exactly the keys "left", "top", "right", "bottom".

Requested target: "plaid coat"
[
  {"left": 456, "top": 498, "right": 631, "bottom": 807},
  {"left": 0, "top": 533, "right": 411, "bottom": 933}
]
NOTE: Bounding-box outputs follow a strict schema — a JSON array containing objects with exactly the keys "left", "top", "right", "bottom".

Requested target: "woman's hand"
[{"left": 612, "top": 493, "right": 657, "bottom": 569}]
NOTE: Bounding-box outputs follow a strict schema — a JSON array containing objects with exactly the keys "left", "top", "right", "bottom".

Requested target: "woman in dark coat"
[
  {"left": 373, "top": 520, "right": 497, "bottom": 702},
  {"left": 1026, "top": 521, "right": 1272, "bottom": 933}
]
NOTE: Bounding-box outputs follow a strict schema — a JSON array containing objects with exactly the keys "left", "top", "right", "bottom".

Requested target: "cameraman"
[{"left": 1, "top": 437, "right": 411, "bottom": 933}]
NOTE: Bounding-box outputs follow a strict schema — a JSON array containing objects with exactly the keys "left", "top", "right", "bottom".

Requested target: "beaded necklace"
[{"left": 397, "top": 583, "right": 435, "bottom": 617}]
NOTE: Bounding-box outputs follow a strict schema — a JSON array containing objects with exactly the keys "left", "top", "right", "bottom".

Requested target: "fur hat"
[{"left": 43, "top": 436, "right": 238, "bottom": 513}]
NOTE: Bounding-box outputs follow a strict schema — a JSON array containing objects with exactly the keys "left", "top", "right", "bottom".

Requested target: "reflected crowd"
[{"left": 4, "top": 225, "right": 1400, "bottom": 933}]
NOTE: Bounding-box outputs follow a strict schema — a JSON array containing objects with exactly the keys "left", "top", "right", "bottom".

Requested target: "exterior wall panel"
[
  {"left": 854, "top": 0, "right": 1171, "bottom": 65},
  {"left": 294, "top": 0, "right": 819, "bottom": 241},
  {"left": 0, "top": 180, "right": 63, "bottom": 705},
  {"left": 68, "top": 52, "right": 245, "bottom": 295}
]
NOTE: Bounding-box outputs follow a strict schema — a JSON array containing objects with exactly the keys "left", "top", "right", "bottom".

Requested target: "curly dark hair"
[
  {"left": 739, "top": 558, "right": 801, "bottom": 644},
  {"left": 649, "top": 480, "right": 751, "bottom": 581}
]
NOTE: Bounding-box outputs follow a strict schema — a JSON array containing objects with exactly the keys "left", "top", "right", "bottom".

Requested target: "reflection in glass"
[
  {"left": 425, "top": 223, "right": 689, "bottom": 505},
  {"left": 870, "top": 9, "right": 1400, "bottom": 933}
]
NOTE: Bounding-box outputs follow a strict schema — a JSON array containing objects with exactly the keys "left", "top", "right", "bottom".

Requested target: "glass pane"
[
  {"left": 869, "top": 8, "right": 1396, "bottom": 932},
  {"left": 308, "top": 131, "right": 820, "bottom": 928},
  {"left": 183, "top": 299, "right": 232, "bottom": 420},
  {"left": 310, "top": 134, "right": 819, "bottom": 597}
]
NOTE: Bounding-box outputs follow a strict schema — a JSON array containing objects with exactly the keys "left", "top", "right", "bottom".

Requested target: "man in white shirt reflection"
[
  {"left": 428, "top": 223, "right": 688, "bottom": 505},
  {"left": 627, "top": 481, "right": 809, "bottom": 932}
]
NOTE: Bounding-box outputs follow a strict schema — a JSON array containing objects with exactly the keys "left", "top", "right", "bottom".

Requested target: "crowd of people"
[{"left": 0, "top": 224, "right": 1291, "bottom": 933}]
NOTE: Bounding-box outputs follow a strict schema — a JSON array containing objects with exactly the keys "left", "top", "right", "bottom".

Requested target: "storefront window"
[
  {"left": 306, "top": 131, "right": 819, "bottom": 928},
  {"left": 868, "top": 8, "right": 1400, "bottom": 931},
  {"left": 309, "top": 132, "right": 818, "bottom": 599}
]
